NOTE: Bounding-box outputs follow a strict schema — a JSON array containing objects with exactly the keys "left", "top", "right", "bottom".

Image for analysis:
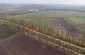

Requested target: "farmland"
[
  {"left": 0, "top": 24, "right": 17, "bottom": 41},
  {"left": 7, "top": 11, "right": 85, "bottom": 18},
  {"left": 0, "top": 4, "right": 85, "bottom": 55},
  {"left": 6, "top": 11, "right": 85, "bottom": 37},
  {"left": 67, "top": 18, "right": 85, "bottom": 32},
  {"left": 68, "top": 18, "right": 85, "bottom": 24},
  {"left": 0, "top": 33, "right": 67, "bottom": 55},
  {"left": 3, "top": 18, "right": 85, "bottom": 55},
  {"left": 6, "top": 11, "right": 85, "bottom": 29},
  {"left": 5, "top": 10, "right": 85, "bottom": 46}
]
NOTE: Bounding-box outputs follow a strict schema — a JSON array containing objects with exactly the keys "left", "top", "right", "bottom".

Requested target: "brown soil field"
[
  {"left": 50, "top": 17, "right": 83, "bottom": 36},
  {"left": 56, "top": 18, "right": 78, "bottom": 33},
  {"left": 0, "top": 33, "right": 68, "bottom": 55}
]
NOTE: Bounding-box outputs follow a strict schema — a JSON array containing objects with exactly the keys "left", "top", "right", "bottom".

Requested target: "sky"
[{"left": 0, "top": 0, "right": 85, "bottom": 5}]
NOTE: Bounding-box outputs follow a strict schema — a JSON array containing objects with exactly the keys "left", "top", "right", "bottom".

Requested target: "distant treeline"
[
  {"left": 16, "top": 4, "right": 85, "bottom": 12},
  {"left": 0, "top": 4, "right": 85, "bottom": 12}
]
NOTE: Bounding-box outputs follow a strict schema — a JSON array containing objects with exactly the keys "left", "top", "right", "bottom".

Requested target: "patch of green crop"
[
  {"left": 7, "top": 11, "right": 85, "bottom": 18},
  {"left": 68, "top": 18, "right": 85, "bottom": 24}
]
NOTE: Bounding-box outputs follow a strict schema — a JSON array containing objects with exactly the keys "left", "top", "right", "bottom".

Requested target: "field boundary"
[
  {"left": 2, "top": 20, "right": 85, "bottom": 55},
  {"left": 25, "top": 32, "right": 82, "bottom": 55}
]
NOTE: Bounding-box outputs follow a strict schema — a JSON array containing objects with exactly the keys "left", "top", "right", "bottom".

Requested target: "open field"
[
  {"left": 0, "top": 4, "right": 85, "bottom": 55},
  {"left": 56, "top": 17, "right": 84, "bottom": 35},
  {"left": 3, "top": 19, "right": 85, "bottom": 54},
  {"left": 66, "top": 18, "right": 85, "bottom": 33},
  {"left": 7, "top": 11, "right": 85, "bottom": 17},
  {"left": 6, "top": 11, "right": 85, "bottom": 42},
  {"left": 68, "top": 18, "right": 85, "bottom": 24},
  {"left": 7, "top": 15, "right": 53, "bottom": 29},
  {"left": 0, "top": 33, "right": 67, "bottom": 55},
  {"left": 6, "top": 11, "right": 85, "bottom": 30},
  {"left": 0, "top": 10, "right": 85, "bottom": 55}
]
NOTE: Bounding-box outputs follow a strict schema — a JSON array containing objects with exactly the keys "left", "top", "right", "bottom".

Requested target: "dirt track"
[{"left": 0, "top": 33, "right": 67, "bottom": 55}]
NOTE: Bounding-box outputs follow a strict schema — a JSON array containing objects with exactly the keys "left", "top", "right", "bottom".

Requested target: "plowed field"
[{"left": 0, "top": 33, "right": 68, "bottom": 55}]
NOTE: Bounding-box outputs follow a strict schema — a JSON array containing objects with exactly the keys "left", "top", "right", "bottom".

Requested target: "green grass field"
[
  {"left": 6, "top": 11, "right": 85, "bottom": 28},
  {"left": 7, "top": 11, "right": 85, "bottom": 17},
  {"left": 68, "top": 18, "right": 85, "bottom": 24},
  {"left": 65, "top": 18, "right": 85, "bottom": 33}
]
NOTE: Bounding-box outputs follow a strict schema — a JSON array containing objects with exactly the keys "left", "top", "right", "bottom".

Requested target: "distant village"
[{"left": 29, "top": 9, "right": 39, "bottom": 12}]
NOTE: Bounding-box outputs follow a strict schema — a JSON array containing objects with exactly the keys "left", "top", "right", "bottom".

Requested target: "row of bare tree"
[{"left": 3, "top": 18, "right": 85, "bottom": 55}]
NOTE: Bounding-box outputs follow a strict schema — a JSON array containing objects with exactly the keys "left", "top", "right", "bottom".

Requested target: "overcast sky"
[{"left": 0, "top": 0, "right": 85, "bottom": 5}]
